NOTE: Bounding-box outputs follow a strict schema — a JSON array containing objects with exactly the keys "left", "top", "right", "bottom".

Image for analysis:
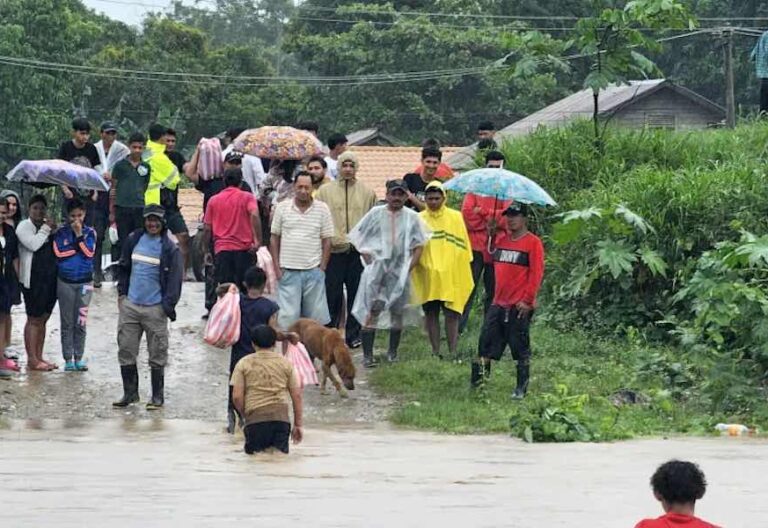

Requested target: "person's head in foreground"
[
  {"left": 485, "top": 150, "right": 505, "bottom": 169},
  {"left": 306, "top": 156, "right": 327, "bottom": 187},
  {"left": 424, "top": 181, "right": 445, "bottom": 212},
  {"left": 293, "top": 171, "right": 314, "bottom": 205},
  {"left": 635, "top": 460, "right": 718, "bottom": 528},
  {"left": 503, "top": 203, "right": 529, "bottom": 236},
  {"left": 385, "top": 179, "right": 408, "bottom": 211},
  {"left": 337, "top": 151, "right": 359, "bottom": 181},
  {"left": 143, "top": 205, "right": 165, "bottom": 236},
  {"left": 242, "top": 266, "right": 267, "bottom": 296}
]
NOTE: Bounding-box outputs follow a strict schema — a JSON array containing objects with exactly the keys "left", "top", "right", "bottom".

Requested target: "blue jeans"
[{"left": 277, "top": 268, "right": 330, "bottom": 329}]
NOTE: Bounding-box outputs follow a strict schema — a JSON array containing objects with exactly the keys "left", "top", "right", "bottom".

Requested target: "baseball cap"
[
  {"left": 143, "top": 204, "right": 166, "bottom": 219},
  {"left": 425, "top": 180, "right": 444, "bottom": 194},
  {"left": 100, "top": 121, "right": 118, "bottom": 133},
  {"left": 503, "top": 203, "right": 529, "bottom": 217},
  {"left": 386, "top": 179, "right": 408, "bottom": 193},
  {"left": 224, "top": 150, "right": 244, "bottom": 164}
]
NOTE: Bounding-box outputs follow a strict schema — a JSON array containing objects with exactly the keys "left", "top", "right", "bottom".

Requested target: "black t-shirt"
[
  {"left": 166, "top": 150, "right": 186, "bottom": 174},
  {"left": 161, "top": 151, "right": 187, "bottom": 212},
  {"left": 57, "top": 140, "right": 109, "bottom": 212},
  {"left": 403, "top": 173, "right": 430, "bottom": 210},
  {"left": 196, "top": 179, "right": 253, "bottom": 214}
]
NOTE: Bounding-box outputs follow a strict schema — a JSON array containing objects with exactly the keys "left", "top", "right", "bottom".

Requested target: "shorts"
[
  {"left": 22, "top": 282, "right": 58, "bottom": 318},
  {"left": 276, "top": 268, "right": 331, "bottom": 329},
  {"left": 244, "top": 421, "right": 291, "bottom": 454},
  {"left": 422, "top": 300, "right": 459, "bottom": 315},
  {"left": 165, "top": 209, "right": 189, "bottom": 235},
  {"left": 478, "top": 305, "right": 532, "bottom": 362},
  {"left": 214, "top": 250, "right": 255, "bottom": 290}
]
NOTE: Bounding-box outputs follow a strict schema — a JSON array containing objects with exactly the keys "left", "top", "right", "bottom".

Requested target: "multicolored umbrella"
[
  {"left": 5, "top": 159, "right": 109, "bottom": 191},
  {"left": 442, "top": 168, "right": 557, "bottom": 207},
  {"left": 232, "top": 126, "right": 324, "bottom": 160}
]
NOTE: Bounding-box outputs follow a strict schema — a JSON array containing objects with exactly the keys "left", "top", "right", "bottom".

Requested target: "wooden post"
[{"left": 724, "top": 28, "right": 736, "bottom": 128}]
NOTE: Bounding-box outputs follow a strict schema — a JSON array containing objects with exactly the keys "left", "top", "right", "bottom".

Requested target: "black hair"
[
  {"left": 294, "top": 171, "right": 313, "bottom": 185},
  {"left": 128, "top": 132, "right": 146, "bottom": 145},
  {"left": 0, "top": 197, "right": 7, "bottom": 208},
  {"left": 251, "top": 325, "right": 277, "bottom": 349},
  {"left": 72, "top": 118, "right": 91, "bottom": 132},
  {"left": 226, "top": 127, "right": 246, "bottom": 140},
  {"left": 66, "top": 198, "right": 86, "bottom": 213},
  {"left": 477, "top": 120, "right": 495, "bottom": 132},
  {"left": 223, "top": 168, "right": 243, "bottom": 188},
  {"left": 421, "top": 147, "right": 442, "bottom": 161},
  {"left": 148, "top": 123, "right": 167, "bottom": 141},
  {"left": 327, "top": 133, "right": 348, "bottom": 150},
  {"left": 424, "top": 186, "right": 444, "bottom": 196},
  {"left": 485, "top": 150, "right": 506, "bottom": 164},
  {"left": 650, "top": 460, "right": 707, "bottom": 505},
  {"left": 307, "top": 155, "right": 327, "bottom": 169},
  {"left": 296, "top": 121, "right": 319, "bottom": 134},
  {"left": 421, "top": 138, "right": 441, "bottom": 149},
  {"left": 279, "top": 159, "right": 299, "bottom": 184},
  {"left": 243, "top": 266, "right": 267, "bottom": 291},
  {"left": 165, "top": 128, "right": 177, "bottom": 137},
  {"left": 28, "top": 194, "right": 47, "bottom": 208},
  {"left": 477, "top": 138, "right": 497, "bottom": 151}
]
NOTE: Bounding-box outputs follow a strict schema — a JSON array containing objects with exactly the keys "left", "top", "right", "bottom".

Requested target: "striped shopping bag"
[
  {"left": 285, "top": 342, "right": 319, "bottom": 388},
  {"left": 198, "top": 138, "right": 223, "bottom": 181},
  {"left": 204, "top": 284, "right": 241, "bottom": 348}
]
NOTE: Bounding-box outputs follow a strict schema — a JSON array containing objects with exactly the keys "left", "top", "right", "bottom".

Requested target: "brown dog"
[{"left": 288, "top": 319, "right": 356, "bottom": 397}]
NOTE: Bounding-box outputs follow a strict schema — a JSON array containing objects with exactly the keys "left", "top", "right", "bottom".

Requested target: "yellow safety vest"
[{"left": 143, "top": 139, "right": 180, "bottom": 206}]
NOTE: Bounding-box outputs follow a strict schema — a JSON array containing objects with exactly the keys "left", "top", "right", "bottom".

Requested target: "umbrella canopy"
[
  {"left": 5, "top": 159, "right": 109, "bottom": 191},
  {"left": 442, "top": 168, "right": 557, "bottom": 207},
  {"left": 232, "top": 126, "right": 324, "bottom": 160}
]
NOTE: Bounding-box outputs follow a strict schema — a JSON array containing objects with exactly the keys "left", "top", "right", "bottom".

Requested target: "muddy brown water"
[{"left": 1, "top": 284, "right": 767, "bottom": 527}]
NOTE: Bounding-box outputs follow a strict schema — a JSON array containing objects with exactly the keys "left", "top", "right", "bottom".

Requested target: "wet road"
[
  {"left": 1, "top": 419, "right": 766, "bottom": 527},
  {"left": 0, "top": 282, "right": 388, "bottom": 425}
]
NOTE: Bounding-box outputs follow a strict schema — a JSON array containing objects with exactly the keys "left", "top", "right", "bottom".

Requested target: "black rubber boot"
[
  {"left": 112, "top": 365, "right": 139, "bottom": 407},
  {"left": 470, "top": 361, "right": 482, "bottom": 388},
  {"left": 146, "top": 367, "right": 165, "bottom": 410},
  {"left": 362, "top": 330, "right": 377, "bottom": 368},
  {"left": 386, "top": 329, "right": 402, "bottom": 363},
  {"left": 512, "top": 362, "right": 530, "bottom": 400}
]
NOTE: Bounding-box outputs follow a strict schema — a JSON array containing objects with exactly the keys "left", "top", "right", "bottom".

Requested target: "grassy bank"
[{"left": 369, "top": 321, "right": 768, "bottom": 441}]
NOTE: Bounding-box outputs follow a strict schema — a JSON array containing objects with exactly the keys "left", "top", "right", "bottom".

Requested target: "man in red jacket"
[
  {"left": 471, "top": 202, "right": 544, "bottom": 399},
  {"left": 459, "top": 151, "right": 511, "bottom": 334}
]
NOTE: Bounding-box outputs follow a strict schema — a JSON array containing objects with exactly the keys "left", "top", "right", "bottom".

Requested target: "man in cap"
[
  {"left": 471, "top": 203, "right": 544, "bottom": 399},
  {"left": 411, "top": 181, "right": 474, "bottom": 359},
  {"left": 113, "top": 204, "right": 184, "bottom": 410},
  {"left": 348, "top": 179, "right": 429, "bottom": 366},
  {"left": 315, "top": 150, "right": 377, "bottom": 348}
]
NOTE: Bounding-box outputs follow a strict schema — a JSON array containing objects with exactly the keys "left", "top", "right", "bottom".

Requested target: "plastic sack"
[
  {"left": 108, "top": 223, "right": 119, "bottom": 245},
  {"left": 285, "top": 342, "right": 318, "bottom": 388},
  {"left": 198, "top": 138, "right": 223, "bottom": 181},
  {"left": 256, "top": 246, "right": 277, "bottom": 297},
  {"left": 204, "top": 284, "right": 241, "bottom": 348}
]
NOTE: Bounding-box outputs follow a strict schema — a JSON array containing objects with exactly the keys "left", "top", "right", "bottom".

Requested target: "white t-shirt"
[
  {"left": 324, "top": 156, "right": 338, "bottom": 180},
  {"left": 222, "top": 145, "right": 266, "bottom": 197}
]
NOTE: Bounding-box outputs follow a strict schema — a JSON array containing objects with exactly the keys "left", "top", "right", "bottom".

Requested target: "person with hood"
[
  {"left": 411, "top": 181, "right": 474, "bottom": 359},
  {"left": 0, "top": 189, "right": 22, "bottom": 362},
  {"left": 348, "top": 179, "right": 429, "bottom": 367},
  {"left": 315, "top": 151, "right": 377, "bottom": 348},
  {"left": 113, "top": 204, "right": 183, "bottom": 410}
]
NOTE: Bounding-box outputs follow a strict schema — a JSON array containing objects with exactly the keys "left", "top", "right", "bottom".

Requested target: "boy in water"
[
  {"left": 635, "top": 460, "right": 719, "bottom": 528},
  {"left": 230, "top": 325, "right": 303, "bottom": 454}
]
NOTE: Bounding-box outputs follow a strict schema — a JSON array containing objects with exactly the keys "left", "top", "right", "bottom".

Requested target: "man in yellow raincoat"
[
  {"left": 412, "top": 181, "right": 474, "bottom": 358},
  {"left": 143, "top": 124, "right": 180, "bottom": 208}
]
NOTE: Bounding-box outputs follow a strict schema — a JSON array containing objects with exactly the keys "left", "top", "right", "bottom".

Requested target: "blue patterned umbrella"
[
  {"left": 442, "top": 168, "right": 557, "bottom": 207},
  {"left": 5, "top": 159, "right": 109, "bottom": 191}
]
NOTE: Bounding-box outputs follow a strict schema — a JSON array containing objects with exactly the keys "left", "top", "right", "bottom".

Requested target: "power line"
[{"left": 0, "top": 139, "right": 56, "bottom": 150}]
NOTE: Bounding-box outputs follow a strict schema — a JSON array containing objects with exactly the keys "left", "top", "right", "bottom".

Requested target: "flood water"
[{"left": 2, "top": 284, "right": 767, "bottom": 527}]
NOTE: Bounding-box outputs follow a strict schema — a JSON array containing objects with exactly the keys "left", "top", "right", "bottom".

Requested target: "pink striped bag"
[
  {"left": 285, "top": 342, "right": 319, "bottom": 388},
  {"left": 256, "top": 247, "right": 278, "bottom": 296},
  {"left": 204, "top": 284, "right": 241, "bottom": 348},
  {"left": 198, "top": 138, "right": 223, "bottom": 181}
]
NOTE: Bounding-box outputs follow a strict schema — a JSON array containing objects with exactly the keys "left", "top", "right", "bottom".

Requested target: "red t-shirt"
[
  {"left": 635, "top": 512, "right": 720, "bottom": 528},
  {"left": 461, "top": 193, "right": 512, "bottom": 263},
  {"left": 204, "top": 186, "right": 258, "bottom": 254},
  {"left": 491, "top": 231, "right": 544, "bottom": 308}
]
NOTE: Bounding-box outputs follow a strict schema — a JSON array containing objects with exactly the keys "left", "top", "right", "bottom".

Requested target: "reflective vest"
[{"left": 143, "top": 139, "right": 180, "bottom": 206}]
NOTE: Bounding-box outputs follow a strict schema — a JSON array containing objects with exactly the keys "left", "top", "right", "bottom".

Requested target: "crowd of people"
[{"left": 0, "top": 118, "right": 548, "bottom": 452}]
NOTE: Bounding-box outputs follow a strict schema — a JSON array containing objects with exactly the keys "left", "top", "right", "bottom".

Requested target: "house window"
[{"left": 645, "top": 113, "right": 677, "bottom": 129}]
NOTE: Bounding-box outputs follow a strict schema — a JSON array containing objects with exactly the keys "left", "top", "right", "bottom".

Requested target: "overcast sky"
[{"left": 82, "top": 0, "right": 176, "bottom": 27}]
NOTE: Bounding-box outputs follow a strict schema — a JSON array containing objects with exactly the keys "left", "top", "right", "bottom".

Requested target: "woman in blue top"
[
  {"left": 217, "top": 265, "right": 298, "bottom": 433},
  {"left": 53, "top": 198, "right": 97, "bottom": 372}
]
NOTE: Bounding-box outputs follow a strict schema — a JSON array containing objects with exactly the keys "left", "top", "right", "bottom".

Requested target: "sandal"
[{"left": 28, "top": 362, "right": 56, "bottom": 372}]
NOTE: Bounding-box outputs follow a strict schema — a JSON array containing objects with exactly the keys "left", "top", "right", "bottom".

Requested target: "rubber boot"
[
  {"left": 362, "top": 330, "right": 377, "bottom": 368},
  {"left": 112, "top": 365, "right": 139, "bottom": 407},
  {"left": 386, "top": 329, "right": 402, "bottom": 363},
  {"left": 511, "top": 362, "right": 530, "bottom": 400},
  {"left": 470, "top": 361, "right": 482, "bottom": 388},
  {"left": 146, "top": 367, "right": 165, "bottom": 410}
]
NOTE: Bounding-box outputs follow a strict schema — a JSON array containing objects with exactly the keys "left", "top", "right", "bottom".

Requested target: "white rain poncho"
[{"left": 349, "top": 205, "right": 430, "bottom": 330}]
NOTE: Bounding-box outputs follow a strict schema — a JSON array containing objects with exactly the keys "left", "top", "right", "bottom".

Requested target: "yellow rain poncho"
[
  {"left": 412, "top": 186, "right": 474, "bottom": 313},
  {"left": 143, "top": 139, "right": 180, "bottom": 206}
]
